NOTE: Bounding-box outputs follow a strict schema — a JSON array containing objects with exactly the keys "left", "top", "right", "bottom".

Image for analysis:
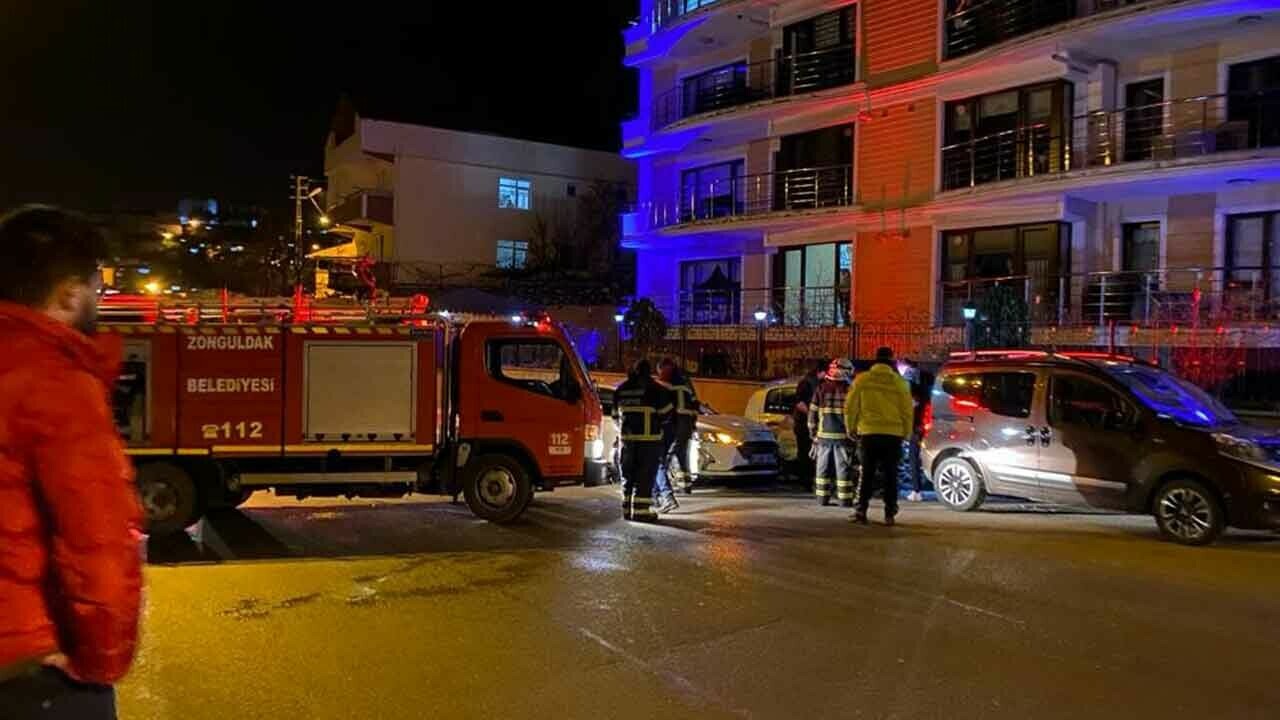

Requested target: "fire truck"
[{"left": 101, "top": 295, "right": 606, "bottom": 535}]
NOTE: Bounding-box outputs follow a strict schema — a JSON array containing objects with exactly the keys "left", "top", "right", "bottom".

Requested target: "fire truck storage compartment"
[{"left": 304, "top": 341, "right": 418, "bottom": 441}]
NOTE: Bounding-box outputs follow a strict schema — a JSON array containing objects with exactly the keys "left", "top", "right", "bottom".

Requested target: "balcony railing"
[
  {"left": 652, "top": 45, "right": 856, "bottom": 130},
  {"left": 649, "top": 0, "right": 724, "bottom": 31},
  {"left": 940, "top": 267, "right": 1280, "bottom": 328},
  {"left": 643, "top": 286, "right": 851, "bottom": 327},
  {"left": 941, "top": 123, "right": 1067, "bottom": 191},
  {"left": 940, "top": 91, "right": 1280, "bottom": 191},
  {"left": 636, "top": 164, "right": 854, "bottom": 230},
  {"left": 944, "top": 0, "right": 1146, "bottom": 60}
]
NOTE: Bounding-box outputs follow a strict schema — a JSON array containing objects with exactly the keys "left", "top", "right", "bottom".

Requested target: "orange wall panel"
[
  {"left": 862, "top": 0, "right": 938, "bottom": 87},
  {"left": 854, "top": 226, "right": 934, "bottom": 324},
  {"left": 857, "top": 100, "right": 937, "bottom": 208}
]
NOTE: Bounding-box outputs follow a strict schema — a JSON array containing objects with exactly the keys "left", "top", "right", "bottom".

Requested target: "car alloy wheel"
[
  {"left": 936, "top": 462, "right": 974, "bottom": 507},
  {"left": 1157, "top": 486, "right": 1214, "bottom": 543}
]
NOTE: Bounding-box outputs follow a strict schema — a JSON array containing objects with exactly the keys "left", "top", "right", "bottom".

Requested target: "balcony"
[
  {"left": 939, "top": 267, "right": 1280, "bottom": 328},
  {"left": 651, "top": 45, "right": 856, "bottom": 131},
  {"left": 649, "top": 0, "right": 726, "bottom": 32},
  {"left": 943, "top": 0, "right": 1149, "bottom": 61},
  {"left": 636, "top": 164, "right": 855, "bottom": 231},
  {"left": 940, "top": 90, "right": 1280, "bottom": 192},
  {"left": 644, "top": 286, "right": 851, "bottom": 327},
  {"left": 330, "top": 189, "right": 394, "bottom": 226}
]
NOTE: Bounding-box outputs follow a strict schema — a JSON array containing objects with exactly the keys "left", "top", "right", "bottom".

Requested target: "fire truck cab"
[{"left": 104, "top": 297, "right": 605, "bottom": 535}]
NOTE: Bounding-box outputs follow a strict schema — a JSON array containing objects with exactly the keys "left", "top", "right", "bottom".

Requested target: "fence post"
[
  {"left": 1058, "top": 275, "right": 1067, "bottom": 325},
  {"left": 1143, "top": 272, "right": 1152, "bottom": 326},
  {"left": 848, "top": 321, "right": 858, "bottom": 361},
  {"left": 969, "top": 141, "right": 977, "bottom": 188},
  {"left": 1098, "top": 274, "right": 1107, "bottom": 327}
]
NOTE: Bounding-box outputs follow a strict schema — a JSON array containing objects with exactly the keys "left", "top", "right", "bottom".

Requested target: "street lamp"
[
  {"left": 963, "top": 301, "right": 978, "bottom": 351},
  {"left": 614, "top": 311, "right": 626, "bottom": 370},
  {"left": 753, "top": 307, "right": 769, "bottom": 378}
]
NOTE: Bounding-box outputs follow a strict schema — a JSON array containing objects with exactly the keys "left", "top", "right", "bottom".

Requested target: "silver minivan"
[{"left": 922, "top": 351, "right": 1280, "bottom": 545}]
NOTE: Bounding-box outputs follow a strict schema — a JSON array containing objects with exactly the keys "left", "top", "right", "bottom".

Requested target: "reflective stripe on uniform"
[
  {"left": 671, "top": 385, "right": 698, "bottom": 416},
  {"left": 620, "top": 405, "right": 665, "bottom": 440}
]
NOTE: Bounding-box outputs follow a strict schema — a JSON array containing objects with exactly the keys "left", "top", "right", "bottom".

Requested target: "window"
[
  {"left": 942, "top": 82, "right": 1072, "bottom": 190},
  {"left": 1122, "top": 222, "right": 1160, "bottom": 273},
  {"left": 779, "top": 7, "right": 857, "bottom": 96},
  {"left": 496, "top": 240, "right": 529, "bottom": 270},
  {"left": 680, "top": 258, "right": 741, "bottom": 324},
  {"left": 1225, "top": 212, "right": 1280, "bottom": 302},
  {"left": 939, "top": 222, "right": 1070, "bottom": 325},
  {"left": 941, "top": 372, "right": 1035, "bottom": 419},
  {"left": 1227, "top": 55, "right": 1280, "bottom": 149},
  {"left": 488, "top": 340, "right": 578, "bottom": 402},
  {"left": 498, "top": 177, "right": 532, "bottom": 210},
  {"left": 682, "top": 61, "right": 750, "bottom": 117},
  {"left": 680, "top": 160, "right": 744, "bottom": 222},
  {"left": 1049, "top": 374, "right": 1135, "bottom": 431},
  {"left": 772, "top": 241, "right": 852, "bottom": 326},
  {"left": 764, "top": 388, "right": 796, "bottom": 415}
]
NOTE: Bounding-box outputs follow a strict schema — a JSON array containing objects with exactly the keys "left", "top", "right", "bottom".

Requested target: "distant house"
[{"left": 322, "top": 96, "right": 635, "bottom": 288}]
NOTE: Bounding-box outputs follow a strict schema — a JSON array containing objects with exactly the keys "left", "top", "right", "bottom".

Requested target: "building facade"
[
  {"left": 622, "top": 0, "right": 1280, "bottom": 360},
  {"left": 324, "top": 99, "right": 636, "bottom": 286}
]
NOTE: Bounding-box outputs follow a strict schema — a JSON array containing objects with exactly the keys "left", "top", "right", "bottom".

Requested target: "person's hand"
[{"left": 808, "top": 444, "right": 818, "bottom": 460}]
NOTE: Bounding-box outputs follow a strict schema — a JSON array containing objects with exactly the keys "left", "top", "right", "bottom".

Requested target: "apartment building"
[
  {"left": 324, "top": 97, "right": 635, "bottom": 286},
  {"left": 622, "top": 0, "right": 1280, "bottom": 356}
]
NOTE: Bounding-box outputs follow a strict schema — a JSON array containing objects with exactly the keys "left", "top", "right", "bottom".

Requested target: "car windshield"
[{"left": 1098, "top": 362, "right": 1237, "bottom": 429}]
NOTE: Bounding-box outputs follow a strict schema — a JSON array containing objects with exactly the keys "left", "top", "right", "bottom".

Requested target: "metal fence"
[
  {"left": 943, "top": 91, "right": 1280, "bottom": 191},
  {"left": 943, "top": 0, "right": 1143, "bottom": 60},
  {"left": 635, "top": 164, "right": 855, "bottom": 231},
  {"left": 652, "top": 45, "right": 857, "bottom": 130},
  {"left": 648, "top": 0, "right": 725, "bottom": 31}
]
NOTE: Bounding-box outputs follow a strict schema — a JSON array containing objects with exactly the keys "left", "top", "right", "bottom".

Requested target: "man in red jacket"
[{"left": 0, "top": 206, "right": 143, "bottom": 719}]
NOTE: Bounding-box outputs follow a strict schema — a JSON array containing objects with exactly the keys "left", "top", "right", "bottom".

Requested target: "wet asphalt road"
[{"left": 122, "top": 485, "right": 1280, "bottom": 720}]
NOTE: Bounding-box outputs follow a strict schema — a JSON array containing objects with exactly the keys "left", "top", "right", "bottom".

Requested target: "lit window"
[
  {"left": 499, "top": 177, "right": 532, "bottom": 210},
  {"left": 497, "top": 240, "right": 529, "bottom": 269}
]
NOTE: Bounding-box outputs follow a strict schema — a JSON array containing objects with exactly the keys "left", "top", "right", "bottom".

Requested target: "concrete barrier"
[{"left": 590, "top": 372, "right": 772, "bottom": 417}]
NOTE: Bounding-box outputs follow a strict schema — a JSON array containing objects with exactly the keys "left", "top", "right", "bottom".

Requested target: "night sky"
[{"left": 0, "top": 1, "right": 638, "bottom": 213}]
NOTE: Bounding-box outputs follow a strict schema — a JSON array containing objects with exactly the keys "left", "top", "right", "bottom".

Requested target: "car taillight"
[{"left": 921, "top": 402, "right": 934, "bottom": 439}]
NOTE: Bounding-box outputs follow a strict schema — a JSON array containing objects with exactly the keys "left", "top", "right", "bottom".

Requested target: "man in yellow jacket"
[{"left": 843, "top": 346, "right": 914, "bottom": 526}]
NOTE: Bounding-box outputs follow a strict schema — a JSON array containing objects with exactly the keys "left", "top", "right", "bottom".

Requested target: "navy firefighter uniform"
[
  {"left": 809, "top": 358, "right": 857, "bottom": 507},
  {"left": 614, "top": 361, "right": 674, "bottom": 522}
]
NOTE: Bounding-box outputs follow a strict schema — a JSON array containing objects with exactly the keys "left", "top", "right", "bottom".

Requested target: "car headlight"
[
  {"left": 1213, "top": 433, "right": 1278, "bottom": 470},
  {"left": 698, "top": 431, "right": 737, "bottom": 445}
]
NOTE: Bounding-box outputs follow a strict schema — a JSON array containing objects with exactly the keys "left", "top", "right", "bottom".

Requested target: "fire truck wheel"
[
  {"left": 137, "top": 462, "right": 200, "bottom": 536},
  {"left": 463, "top": 454, "right": 533, "bottom": 523}
]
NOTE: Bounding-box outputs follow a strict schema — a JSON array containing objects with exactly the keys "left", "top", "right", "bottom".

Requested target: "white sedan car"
[{"left": 598, "top": 387, "right": 781, "bottom": 485}]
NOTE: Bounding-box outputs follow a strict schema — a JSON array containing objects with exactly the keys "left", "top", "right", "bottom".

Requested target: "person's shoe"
[
  {"left": 820, "top": 496, "right": 832, "bottom": 507},
  {"left": 850, "top": 511, "right": 868, "bottom": 525},
  {"left": 884, "top": 512, "right": 896, "bottom": 527},
  {"left": 840, "top": 499, "right": 854, "bottom": 508},
  {"left": 683, "top": 488, "right": 693, "bottom": 496},
  {"left": 657, "top": 496, "right": 679, "bottom": 514},
  {"left": 907, "top": 491, "right": 923, "bottom": 502}
]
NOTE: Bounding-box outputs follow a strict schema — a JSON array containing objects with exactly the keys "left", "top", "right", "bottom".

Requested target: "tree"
[{"left": 975, "top": 284, "right": 1031, "bottom": 349}]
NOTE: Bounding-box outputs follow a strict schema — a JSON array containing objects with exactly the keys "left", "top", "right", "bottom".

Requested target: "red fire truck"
[{"left": 102, "top": 296, "right": 606, "bottom": 535}]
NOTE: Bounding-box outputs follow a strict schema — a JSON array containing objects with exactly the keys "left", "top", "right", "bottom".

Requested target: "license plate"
[{"left": 751, "top": 454, "right": 776, "bottom": 466}]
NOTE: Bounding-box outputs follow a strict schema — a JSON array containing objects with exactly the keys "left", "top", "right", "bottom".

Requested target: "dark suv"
[{"left": 922, "top": 351, "right": 1280, "bottom": 545}]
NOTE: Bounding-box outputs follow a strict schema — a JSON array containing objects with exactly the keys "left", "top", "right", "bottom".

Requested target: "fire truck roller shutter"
[{"left": 304, "top": 342, "right": 417, "bottom": 442}]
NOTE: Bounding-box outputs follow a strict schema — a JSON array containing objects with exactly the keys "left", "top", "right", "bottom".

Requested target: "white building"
[{"left": 323, "top": 98, "right": 635, "bottom": 286}]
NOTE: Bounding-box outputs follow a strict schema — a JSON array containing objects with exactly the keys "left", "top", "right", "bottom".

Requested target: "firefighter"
[
  {"left": 614, "top": 358, "right": 674, "bottom": 522},
  {"left": 809, "top": 357, "right": 856, "bottom": 507},
  {"left": 658, "top": 358, "right": 698, "bottom": 499}
]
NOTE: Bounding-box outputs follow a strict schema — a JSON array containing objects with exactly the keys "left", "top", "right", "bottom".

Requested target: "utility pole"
[
  {"left": 290, "top": 175, "right": 307, "bottom": 289},
  {"left": 289, "top": 175, "right": 330, "bottom": 290}
]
